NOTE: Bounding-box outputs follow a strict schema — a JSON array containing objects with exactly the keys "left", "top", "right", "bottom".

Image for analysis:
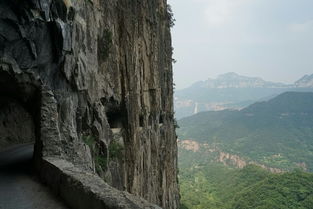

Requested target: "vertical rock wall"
[{"left": 0, "top": 0, "right": 179, "bottom": 208}]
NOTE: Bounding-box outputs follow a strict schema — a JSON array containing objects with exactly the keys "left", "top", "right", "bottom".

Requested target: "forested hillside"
[
  {"left": 179, "top": 148, "right": 313, "bottom": 209},
  {"left": 178, "top": 92, "right": 313, "bottom": 171}
]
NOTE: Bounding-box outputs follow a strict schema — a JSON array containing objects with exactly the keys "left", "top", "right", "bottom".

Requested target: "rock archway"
[
  {"left": 0, "top": 0, "right": 180, "bottom": 208},
  {"left": 0, "top": 62, "right": 41, "bottom": 160}
]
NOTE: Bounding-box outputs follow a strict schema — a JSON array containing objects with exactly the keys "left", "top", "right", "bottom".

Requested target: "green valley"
[
  {"left": 179, "top": 148, "right": 313, "bottom": 209},
  {"left": 177, "top": 91, "right": 313, "bottom": 209},
  {"left": 177, "top": 92, "right": 313, "bottom": 171}
]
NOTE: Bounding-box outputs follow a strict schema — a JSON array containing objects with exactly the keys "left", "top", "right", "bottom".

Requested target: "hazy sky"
[{"left": 168, "top": 0, "right": 313, "bottom": 89}]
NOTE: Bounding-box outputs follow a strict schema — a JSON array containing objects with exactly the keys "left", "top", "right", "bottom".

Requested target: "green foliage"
[
  {"left": 82, "top": 134, "right": 96, "bottom": 147},
  {"left": 179, "top": 92, "right": 313, "bottom": 209},
  {"left": 95, "top": 155, "right": 107, "bottom": 172},
  {"left": 180, "top": 203, "right": 190, "bottom": 209},
  {"left": 109, "top": 140, "right": 124, "bottom": 159},
  {"left": 179, "top": 154, "right": 313, "bottom": 209},
  {"left": 231, "top": 172, "right": 313, "bottom": 209},
  {"left": 177, "top": 92, "right": 313, "bottom": 171},
  {"left": 82, "top": 134, "right": 108, "bottom": 174}
]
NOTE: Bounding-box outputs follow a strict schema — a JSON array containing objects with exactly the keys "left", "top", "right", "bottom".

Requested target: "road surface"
[{"left": 0, "top": 144, "right": 68, "bottom": 209}]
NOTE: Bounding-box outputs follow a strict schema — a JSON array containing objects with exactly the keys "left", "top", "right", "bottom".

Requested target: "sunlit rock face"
[{"left": 0, "top": 0, "right": 179, "bottom": 208}]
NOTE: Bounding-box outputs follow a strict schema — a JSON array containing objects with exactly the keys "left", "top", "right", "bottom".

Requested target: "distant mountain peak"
[
  {"left": 295, "top": 74, "right": 313, "bottom": 88},
  {"left": 175, "top": 73, "right": 313, "bottom": 119},
  {"left": 216, "top": 72, "right": 264, "bottom": 82},
  {"left": 203, "top": 72, "right": 287, "bottom": 89},
  {"left": 217, "top": 72, "right": 241, "bottom": 79}
]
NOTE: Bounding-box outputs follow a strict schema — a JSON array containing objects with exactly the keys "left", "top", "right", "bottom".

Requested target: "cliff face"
[{"left": 0, "top": 0, "right": 179, "bottom": 208}]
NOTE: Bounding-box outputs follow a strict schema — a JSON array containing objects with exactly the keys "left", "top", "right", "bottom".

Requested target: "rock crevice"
[{"left": 0, "top": 0, "right": 179, "bottom": 208}]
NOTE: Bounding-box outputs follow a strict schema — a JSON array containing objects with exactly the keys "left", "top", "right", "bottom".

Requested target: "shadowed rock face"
[
  {"left": 0, "top": 98, "right": 35, "bottom": 150},
  {"left": 0, "top": 0, "right": 179, "bottom": 208}
]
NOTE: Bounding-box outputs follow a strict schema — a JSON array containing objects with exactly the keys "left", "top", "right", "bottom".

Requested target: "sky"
[{"left": 168, "top": 0, "right": 313, "bottom": 89}]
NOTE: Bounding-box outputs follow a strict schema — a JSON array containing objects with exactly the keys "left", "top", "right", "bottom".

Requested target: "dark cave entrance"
[
  {"left": 0, "top": 69, "right": 41, "bottom": 168},
  {"left": 104, "top": 98, "right": 127, "bottom": 130},
  {"left": 0, "top": 97, "right": 35, "bottom": 150},
  {"left": 107, "top": 109, "right": 126, "bottom": 129}
]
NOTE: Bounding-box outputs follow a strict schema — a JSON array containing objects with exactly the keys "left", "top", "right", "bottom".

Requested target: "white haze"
[{"left": 168, "top": 0, "right": 313, "bottom": 89}]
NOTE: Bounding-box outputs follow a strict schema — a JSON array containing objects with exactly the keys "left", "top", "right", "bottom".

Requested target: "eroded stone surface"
[{"left": 0, "top": 0, "right": 179, "bottom": 208}]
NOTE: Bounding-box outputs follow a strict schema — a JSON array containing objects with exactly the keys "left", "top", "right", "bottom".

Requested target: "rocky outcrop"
[
  {"left": 178, "top": 140, "right": 284, "bottom": 173},
  {"left": 0, "top": 0, "right": 179, "bottom": 208},
  {"left": 178, "top": 140, "right": 200, "bottom": 152},
  {"left": 218, "top": 151, "right": 247, "bottom": 169}
]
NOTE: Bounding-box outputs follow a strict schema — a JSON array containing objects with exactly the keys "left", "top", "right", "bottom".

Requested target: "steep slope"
[
  {"left": 179, "top": 153, "right": 313, "bottom": 209},
  {"left": 178, "top": 92, "right": 313, "bottom": 171},
  {"left": 178, "top": 138, "right": 313, "bottom": 209},
  {"left": 231, "top": 171, "right": 313, "bottom": 209},
  {"left": 0, "top": 0, "right": 179, "bottom": 208}
]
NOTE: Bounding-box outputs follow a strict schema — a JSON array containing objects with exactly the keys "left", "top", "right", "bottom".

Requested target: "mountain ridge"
[
  {"left": 190, "top": 72, "right": 290, "bottom": 89},
  {"left": 175, "top": 73, "right": 313, "bottom": 119},
  {"left": 186, "top": 72, "right": 313, "bottom": 90}
]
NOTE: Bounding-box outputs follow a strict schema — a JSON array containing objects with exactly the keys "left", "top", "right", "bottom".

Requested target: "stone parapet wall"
[{"left": 0, "top": 0, "right": 179, "bottom": 208}]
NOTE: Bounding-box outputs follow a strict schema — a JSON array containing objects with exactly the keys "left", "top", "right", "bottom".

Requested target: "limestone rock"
[{"left": 0, "top": 0, "right": 179, "bottom": 208}]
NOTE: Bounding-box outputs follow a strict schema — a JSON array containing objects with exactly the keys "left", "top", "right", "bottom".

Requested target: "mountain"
[
  {"left": 179, "top": 159, "right": 313, "bottom": 209},
  {"left": 178, "top": 91, "right": 313, "bottom": 209},
  {"left": 191, "top": 72, "right": 289, "bottom": 89},
  {"left": 175, "top": 73, "right": 313, "bottom": 119},
  {"left": 177, "top": 92, "right": 313, "bottom": 171},
  {"left": 295, "top": 74, "right": 313, "bottom": 88}
]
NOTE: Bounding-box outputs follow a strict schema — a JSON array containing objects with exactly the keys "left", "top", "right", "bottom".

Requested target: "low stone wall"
[
  {"left": 39, "top": 158, "right": 162, "bottom": 209},
  {"left": 0, "top": 0, "right": 179, "bottom": 207}
]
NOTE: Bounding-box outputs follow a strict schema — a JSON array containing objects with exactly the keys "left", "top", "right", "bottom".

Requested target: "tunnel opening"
[
  {"left": 0, "top": 68, "right": 41, "bottom": 170},
  {"left": 139, "top": 114, "right": 144, "bottom": 127},
  {"left": 103, "top": 97, "right": 127, "bottom": 130},
  {"left": 0, "top": 97, "right": 35, "bottom": 150},
  {"left": 107, "top": 109, "right": 125, "bottom": 129},
  {"left": 159, "top": 114, "right": 164, "bottom": 125}
]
